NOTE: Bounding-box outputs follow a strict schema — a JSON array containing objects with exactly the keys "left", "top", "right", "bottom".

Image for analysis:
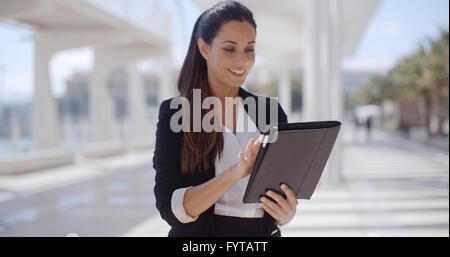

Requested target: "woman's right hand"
[{"left": 229, "top": 134, "right": 264, "bottom": 181}]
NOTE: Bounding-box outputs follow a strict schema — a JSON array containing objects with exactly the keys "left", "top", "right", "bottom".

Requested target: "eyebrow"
[{"left": 222, "top": 40, "right": 255, "bottom": 45}]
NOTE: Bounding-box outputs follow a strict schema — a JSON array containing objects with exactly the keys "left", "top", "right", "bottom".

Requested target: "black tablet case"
[{"left": 242, "top": 121, "right": 341, "bottom": 203}]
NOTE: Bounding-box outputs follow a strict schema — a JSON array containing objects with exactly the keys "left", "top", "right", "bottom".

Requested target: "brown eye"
[
  {"left": 224, "top": 48, "right": 234, "bottom": 52},
  {"left": 246, "top": 48, "right": 255, "bottom": 52}
]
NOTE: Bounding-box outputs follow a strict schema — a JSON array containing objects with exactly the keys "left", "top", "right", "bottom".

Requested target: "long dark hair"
[{"left": 178, "top": 0, "right": 257, "bottom": 175}]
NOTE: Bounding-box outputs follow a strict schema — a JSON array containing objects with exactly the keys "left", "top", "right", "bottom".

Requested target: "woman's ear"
[{"left": 197, "top": 38, "right": 209, "bottom": 61}]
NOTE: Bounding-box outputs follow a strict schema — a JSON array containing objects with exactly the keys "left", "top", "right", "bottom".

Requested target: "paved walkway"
[
  {"left": 0, "top": 151, "right": 157, "bottom": 236},
  {"left": 0, "top": 123, "right": 448, "bottom": 237},
  {"left": 281, "top": 125, "right": 448, "bottom": 236},
  {"left": 124, "top": 124, "right": 449, "bottom": 237}
]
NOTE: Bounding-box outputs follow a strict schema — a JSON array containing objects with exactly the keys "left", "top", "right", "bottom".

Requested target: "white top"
[{"left": 171, "top": 98, "right": 264, "bottom": 223}]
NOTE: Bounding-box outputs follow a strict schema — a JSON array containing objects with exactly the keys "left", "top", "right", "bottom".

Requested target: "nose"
[{"left": 233, "top": 51, "right": 253, "bottom": 67}]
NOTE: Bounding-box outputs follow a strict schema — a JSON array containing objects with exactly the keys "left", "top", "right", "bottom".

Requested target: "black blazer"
[{"left": 153, "top": 87, "right": 288, "bottom": 237}]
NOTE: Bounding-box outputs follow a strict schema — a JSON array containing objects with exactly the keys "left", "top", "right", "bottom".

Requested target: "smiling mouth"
[{"left": 228, "top": 68, "right": 245, "bottom": 77}]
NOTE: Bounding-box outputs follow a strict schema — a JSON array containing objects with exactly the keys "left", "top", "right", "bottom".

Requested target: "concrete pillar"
[
  {"left": 79, "top": 119, "right": 90, "bottom": 147},
  {"left": 328, "top": 0, "right": 344, "bottom": 182},
  {"left": 63, "top": 116, "right": 73, "bottom": 149},
  {"left": 278, "top": 70, "right": 292, "bottom": 118},
  {"left": 303, "top": 0, "right": 344, "bottom": 182},
  {"left": 303, "top": 0, "right": 321, "bottom": 121},
  {"left": 127, "top": 63, "right": 148, "bottom": 139},
  {"left": 90, "top": 48, "right": 117, "bottom": 142},
  {"left": 29, "top": 26, "right": 124, "bottom": 149},
  {"left": 91, "top": 46, "right": 165, "bottom": 142},
  {"left": 158, "top": 61, "right": 178, "bottom": 104},
  {"left": 32, "top": 31, "right": 60, "bottom": 150},
  {"left": 0, "top": 0, "right": 170, "bottom": 148},
  {"left": 10, "top": 116, "right": 21, "bottom": 153}
]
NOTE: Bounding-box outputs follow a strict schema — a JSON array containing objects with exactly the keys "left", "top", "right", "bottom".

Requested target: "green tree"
[{"left": 351, "top": 28, "right": 449, "bottom": 135}]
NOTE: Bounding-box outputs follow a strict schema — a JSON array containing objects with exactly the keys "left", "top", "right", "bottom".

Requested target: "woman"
[{"left": 153, "top": 0, "right": 298, "bottom": 237}]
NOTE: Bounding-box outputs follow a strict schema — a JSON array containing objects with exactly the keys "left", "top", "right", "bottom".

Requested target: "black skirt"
[{"left": 207, "top": 214, "right": 280, "bottom": 237}]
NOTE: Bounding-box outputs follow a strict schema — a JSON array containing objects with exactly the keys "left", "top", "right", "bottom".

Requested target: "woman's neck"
[{"left": 207, "top": 71, "right": 239, "bottom": 134}]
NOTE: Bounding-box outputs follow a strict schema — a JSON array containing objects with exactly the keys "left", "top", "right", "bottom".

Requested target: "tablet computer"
[{"left": 242, "top": 121, "right": 341, "bottom": 203}]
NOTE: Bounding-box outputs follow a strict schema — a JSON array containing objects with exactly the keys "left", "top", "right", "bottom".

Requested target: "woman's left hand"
[{"left": 260, "top": 184, "right": 298, "bottom": 225}]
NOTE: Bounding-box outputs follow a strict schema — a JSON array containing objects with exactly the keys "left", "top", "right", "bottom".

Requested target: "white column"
[
  {"left": 320, "top": 0, "right": 331, "bottom": 120},
  {"left": 303, "top": 0, "right": 344, "bottom": 182},
  {"left": 79, "top": 119, "right": 90, "bottom": 147},
  {"left": 91, "top": 46, "right": 165, "bottom": 142},
  {"left": 10, "top": 116, "right": 21, "bottom": 153},
  {"left": 90, "top": 48, "right": 116, "bottom": 142},
  {"left": 278, "top": 70, "right": 292, "bottom": 118},
  {"left": 327, "top": 0, "right": 344, "bottom": 182},
  {"left": 127, "top": 63, "right": 148, "bottom": 139},
  {"left": 30, "top": 27, "right": 124, "bottom": 149},
  {"left": 63, "top": 116, "right": 73, "bottom": 148},
  {"left": 32, "top": 31, "right": 60, "bottom": 150},
  {"left": 329, "top": 0, "right": 344, "bottom": 122},
  {"left": 303, "top": 0, "right": 321, "bottom": 121},
  {"left": 158, "top": 61, "right": 178, "bottom": 104}
]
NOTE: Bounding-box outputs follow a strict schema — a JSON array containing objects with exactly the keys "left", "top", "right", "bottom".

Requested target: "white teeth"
[{"left": 229, "top": 69, "right": 244, "bottom": 74}]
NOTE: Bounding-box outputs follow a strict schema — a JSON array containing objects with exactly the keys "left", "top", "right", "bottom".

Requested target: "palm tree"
[
  {"left": 350, "top": 29, "right": 448, "bottom": 135},
  {"left": 427, "top": 28, "right": 449, "bottom": 136},
  {"left": 384, "top": 29, "right": 448, "bottom": 135}
]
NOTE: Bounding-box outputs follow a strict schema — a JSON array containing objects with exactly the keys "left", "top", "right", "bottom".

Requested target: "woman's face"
[{"left": 198, "top": 20, "right": 256, "bottom": 89}]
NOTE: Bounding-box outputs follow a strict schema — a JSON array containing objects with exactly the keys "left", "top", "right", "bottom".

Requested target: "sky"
[
  {"left": 342, "top": 0, "right": 449, "bottom": 71},
  {"left": 0, "top": 0, "right": 448, "bottom": 104}
]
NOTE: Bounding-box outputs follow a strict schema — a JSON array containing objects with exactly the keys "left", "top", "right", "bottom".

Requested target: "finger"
[
  {"left": 260, "top": 196, "right": 285, "bottom": 217},
  {"left": 238, "top": 151, "right": 245, "bottom": 164},
  {"left": 256, "top": 134, "right": 264, "bottom": 144},
  {"left": 245, "top": 138, "right": 255, "bottom": 159},
  {"left": 261, "top": 202, "right": 282, "bottom": 221},
  {"left": 256, "top": 134, "right": 263, "bottom": 142},
  {"left": 252, "top": 135, "right": 263, "bottom": 153},
  {"left": 266, "top": 190, "right": 290, "bottom": 214},
  {"left": 281, "top": 184, "right": 299, "bottom": 208}
]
